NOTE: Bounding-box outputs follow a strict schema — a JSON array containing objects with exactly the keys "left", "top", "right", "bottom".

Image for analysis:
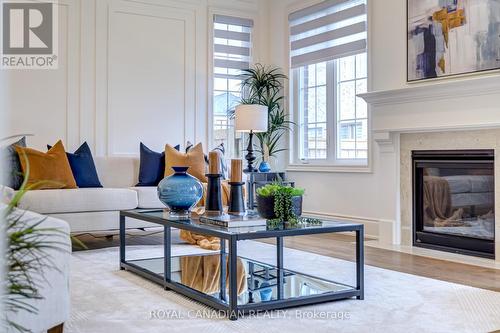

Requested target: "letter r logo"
[{"left": 2, "top": 2, "right": 53, "bottom": 54}]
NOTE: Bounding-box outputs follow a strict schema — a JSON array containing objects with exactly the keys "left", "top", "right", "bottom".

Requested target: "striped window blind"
[
  {"left": 289, "top": 0, "right": 367, "bottom": 68},
  {"left": 212, "top": 15, "right": 253, "bottom": 159},
  {"left": 213, "top": 14, "right": 253, "bottom": 79}
]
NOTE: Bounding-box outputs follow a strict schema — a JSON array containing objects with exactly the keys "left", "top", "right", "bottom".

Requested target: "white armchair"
[{"left": 5, "top": 208, "right": 71, "bottom": 333}]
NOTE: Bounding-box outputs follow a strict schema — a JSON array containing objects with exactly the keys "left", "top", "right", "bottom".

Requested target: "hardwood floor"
[
  {"left": 260, "top": 234, "right": 500, "bottom": 292},
  {"left": 74, "top": 232, "right": 500, "bottom": 292},
  {"left": 47, "top": 323, "right": 64, "bottom": 333}
]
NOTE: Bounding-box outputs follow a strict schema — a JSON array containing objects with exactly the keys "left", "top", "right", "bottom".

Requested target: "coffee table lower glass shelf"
[
  {"left": 126, "top": 254, "right": 353, "bottom": 306},
  {"left": 119, "top": 209, "right": 364, "bottom": 320}
]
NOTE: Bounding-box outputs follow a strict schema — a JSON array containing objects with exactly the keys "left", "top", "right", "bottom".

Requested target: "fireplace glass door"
[
  {"left": 421, "top": 166, "right": 494, "bottom": 240},
  {"left": 413, "top": 150, "right": 495, "bottom": 258}
]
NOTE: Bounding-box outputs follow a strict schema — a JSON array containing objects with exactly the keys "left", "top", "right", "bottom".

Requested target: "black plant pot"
[{"left": 256, "top": 195, "right": 303, "bottom": 220}]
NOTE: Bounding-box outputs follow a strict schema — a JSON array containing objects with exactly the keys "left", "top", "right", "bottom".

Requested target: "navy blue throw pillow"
[
  {"left": 2, "top": 136, "right": 26, "bottom": 190},
  {"left": 47, "top": 142, "right": 102, "bottom": 188},
  {"left": 136, "top": 143, "right": 179, "bottom": 186}
]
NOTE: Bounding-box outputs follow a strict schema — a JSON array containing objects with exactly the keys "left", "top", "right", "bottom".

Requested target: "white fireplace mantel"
[
  {"left": 358, "top": 75, "right": 500, "bottom": 263},
  {"left": 358, "top": 75, "right": 500, "bottom": 147},
  {"left": 359, "top": 75, "right": 500, "bottom": 106}
]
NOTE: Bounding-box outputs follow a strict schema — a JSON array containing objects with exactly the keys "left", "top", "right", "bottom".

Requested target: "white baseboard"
[
  {"left": 365, "top": 240, "right": 500, "bottom": 269},
  {"left": 302, "top": 210, "right": 392, "bottom": 240}
]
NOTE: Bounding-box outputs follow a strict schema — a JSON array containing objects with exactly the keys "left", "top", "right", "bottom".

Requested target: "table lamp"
[{"left": 235, "top": 104, "right": 268, "bottom": 172}]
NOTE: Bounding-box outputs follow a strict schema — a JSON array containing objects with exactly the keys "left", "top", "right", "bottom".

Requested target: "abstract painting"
[{"left": 407, "top": 0, "right": 500, "bottom": 81}]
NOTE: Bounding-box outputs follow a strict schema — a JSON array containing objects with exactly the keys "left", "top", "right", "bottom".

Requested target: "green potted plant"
[
  {"left": 238, "top": 64, "right": 293, "bottom": 171},
  {"left": 255, "top": 183, "right": 304, "bottom": 220}
]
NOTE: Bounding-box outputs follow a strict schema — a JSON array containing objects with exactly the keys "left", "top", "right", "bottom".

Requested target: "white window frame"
[{"left": 287, "top": 1, "right": 372, "bottom": 174}]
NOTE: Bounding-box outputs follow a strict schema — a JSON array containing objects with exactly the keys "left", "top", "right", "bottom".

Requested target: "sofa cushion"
[
  {"left": 130, "top": 186, "right": 164, "bottom": 209},
  {"left": 137, "top": 143, "right": 179, "bottom": 187},
  {"left": 49, "top": 211, "right": 158, "bottom": 233},
  {"left": 1, "top": 186, "right": 15, "bottom": 204},
  {"left": 94, "top": 157, "right": 139, "bottom": 188},
  {"left": 15, "top": 140, "right": 77, "bottom": 189},
  {"left": 187, "top": 141, "right": 228, "bottom": 179},
  {"left": 48, "top": 141, "right": 102, "bottom": 188},
  {"left": 165, "top": 143, "right": 207, "bottom": 182},
  {"left": 17, "top": 188, "right": 138, "bottom": 214},
  {"left": 1, "top": 136, "right": 26, "bottom": 190}
]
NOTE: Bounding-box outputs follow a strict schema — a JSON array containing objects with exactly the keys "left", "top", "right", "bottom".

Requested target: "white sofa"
[
  {"left": 4, "top": 206, "right": 71, "bottom": 333},
  {"left": 17, "top": 157, "right": 164, "bottom": 234}
]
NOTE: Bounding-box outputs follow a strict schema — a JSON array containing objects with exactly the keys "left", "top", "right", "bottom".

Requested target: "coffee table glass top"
[{"left": 125, "top": 209, "right": 361, "bottom": 236}]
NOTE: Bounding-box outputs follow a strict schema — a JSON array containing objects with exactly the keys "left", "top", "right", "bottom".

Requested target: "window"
[
  {"left": 289, "top": 0, "right": 368, "bottom": 167},
  {"left": 298, "top": 62, "right": 327, "bottom": 160},
  {"left": 212, "top": 15, "right": 253, "bottom": 158},
  {"left": 337, "top": 53, "right": 367, "bottom": 159}
]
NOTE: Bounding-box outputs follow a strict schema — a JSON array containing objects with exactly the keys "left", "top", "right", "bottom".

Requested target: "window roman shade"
[
  {"left": 213, "top": 14, "right": 253, "bottom": 78},
  {"left": 289, "top": 0, "right": 367, "bottom": 68}
]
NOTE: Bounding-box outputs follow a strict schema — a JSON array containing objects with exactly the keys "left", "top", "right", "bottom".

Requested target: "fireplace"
[{"left": 412, "top": 150, "right": 495, "bottom": 258}]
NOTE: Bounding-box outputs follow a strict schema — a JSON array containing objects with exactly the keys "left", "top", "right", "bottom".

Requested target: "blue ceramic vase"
[
  {"left": 157, "top": 166, "right": 203, "bottom": 219},
  {"left": 258, "top": 161, "right": 271, "bottom": 172}
]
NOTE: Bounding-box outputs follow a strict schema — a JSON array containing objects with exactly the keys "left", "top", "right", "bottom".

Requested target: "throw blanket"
[
  {"left": 423, "top": 176, "right": 452, "bottom": 226},
  {"left": 181, "top": 255, "right": 247, "bottom": 296},
  {"left": 179, "top": 181, "right": 236, "bottom": 251}
]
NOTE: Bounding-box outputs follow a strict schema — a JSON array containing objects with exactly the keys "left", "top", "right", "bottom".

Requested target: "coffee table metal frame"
[{"left": 119, "top": 209, "right": 364, "bottom": 320}]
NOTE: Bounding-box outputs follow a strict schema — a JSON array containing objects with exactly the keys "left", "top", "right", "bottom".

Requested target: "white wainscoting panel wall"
[
  {"left": 105, "top": 1, "right": 196, "bottom": 156},
  {"left": 6, "top": 0, "right": 80, "bottom": 151},
  {"left": 7, "top": 0, "right": 263, "bottom": 157}
]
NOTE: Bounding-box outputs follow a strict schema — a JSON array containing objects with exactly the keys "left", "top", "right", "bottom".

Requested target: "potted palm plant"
[{"left": 238, "top": 64, "right": 293, "bottom": 171}]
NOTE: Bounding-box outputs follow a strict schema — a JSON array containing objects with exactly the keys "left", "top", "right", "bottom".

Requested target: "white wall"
[
  {"left": 6, "top": 0, "right": 80, "bottom": 151},
  {"left": 5, "top": 0, "right": 268, "bottom": 155}
]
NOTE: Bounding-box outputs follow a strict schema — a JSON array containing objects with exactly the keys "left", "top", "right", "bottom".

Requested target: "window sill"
[{"left": 286, "top": 163, "right": 372, "bottom": 174}]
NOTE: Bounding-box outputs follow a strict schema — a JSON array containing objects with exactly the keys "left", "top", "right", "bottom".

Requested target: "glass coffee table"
[{"left": 119, "top": 209, "right": 364, "bottom": 320}]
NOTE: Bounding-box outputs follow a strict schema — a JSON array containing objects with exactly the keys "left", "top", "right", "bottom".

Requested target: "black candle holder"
[
  {"left": 205, "top": 173, "right": 223, "bottom": 214},
  {"left": 228, "top": 181, "right": 245, "bottom": 215}
]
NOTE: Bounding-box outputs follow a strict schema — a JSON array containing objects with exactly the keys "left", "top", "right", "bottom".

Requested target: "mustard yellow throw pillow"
[
  {"left": 165, "top": 143, "right": 207, "bottom": 182},
  {"left": 15, "top": 140, "right": 78, "bottom": 189}
]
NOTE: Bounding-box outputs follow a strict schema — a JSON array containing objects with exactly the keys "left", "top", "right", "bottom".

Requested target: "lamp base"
[
  {"left": 243, "top": 167, "right": 257, "bottom": 173},
  {"left": 244, "top": 130, "right": 257, "bottom": 173}
]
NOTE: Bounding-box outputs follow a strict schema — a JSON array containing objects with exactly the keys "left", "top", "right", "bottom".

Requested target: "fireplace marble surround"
[
  {"left": 359, "top": 75, "right": 500, "bottom": 264},
  {"left": 401, "top": 132, "right": 497, "bottom": 253}
]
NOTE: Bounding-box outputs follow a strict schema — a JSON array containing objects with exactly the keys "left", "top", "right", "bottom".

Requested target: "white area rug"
[{"left": 67, "top": 241, "right": 500, "bottom": 333}]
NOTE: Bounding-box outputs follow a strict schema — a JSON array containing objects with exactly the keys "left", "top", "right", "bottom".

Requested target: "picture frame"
[{"left": 407, "top": 0, "right": 500, "bottom": 82}]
